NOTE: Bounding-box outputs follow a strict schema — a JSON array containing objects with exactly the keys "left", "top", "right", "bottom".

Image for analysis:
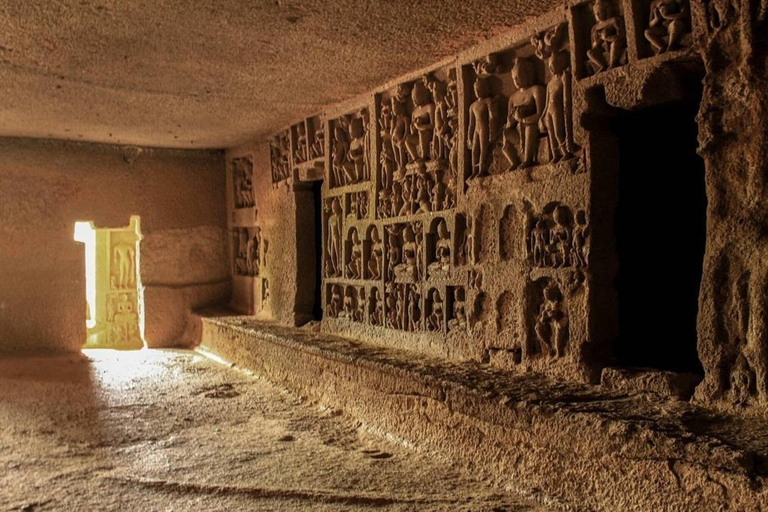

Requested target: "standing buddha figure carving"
[
  {"left": 587, "top": 0, "right": 627, "bottom": 74},
  {"left": 405, "top": 81, "right": 436, "bottom": 164},
  {"left": 348, "top": 115, "right": 368, "bottom": 182},
  {"left": 467, "top": 70, "right": 504, "bottom": 179},
  {"left": 534, "top": 24, "right": 578, "bottom": 164},
  {"left": 327, "top": 198, "right": 343, "bottom": 277},
  {"left": 503, "top": 57, "right": 546, "bottom": 171},
  {"left": 331, "top": 125, "right": 350, "bottom": 187},
  {"left": 391, "top": 87, "right": 411, "bottom": 175},
  {"left": 379, "top": 102, "right": 395, "bottom": 192},
  {"left": 424, "top": 74, "right": 449, "bottom": 161}
]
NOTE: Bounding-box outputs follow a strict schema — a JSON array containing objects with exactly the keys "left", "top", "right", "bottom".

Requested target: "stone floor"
[{"left": 0, "top": 349, "right": 549, "bottom": 511}]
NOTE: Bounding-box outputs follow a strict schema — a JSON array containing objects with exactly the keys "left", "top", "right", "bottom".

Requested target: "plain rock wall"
[{"left": 0, "top": 138, "right": 229, "bottom": 353}]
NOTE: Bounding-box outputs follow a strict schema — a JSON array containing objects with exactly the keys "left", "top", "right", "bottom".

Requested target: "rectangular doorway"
[
  {"left": 613, "top": 99, "right": 706, "bottom": 374},
  {"left": 74, "top": 216, "right": 144, "bottom": 350}
]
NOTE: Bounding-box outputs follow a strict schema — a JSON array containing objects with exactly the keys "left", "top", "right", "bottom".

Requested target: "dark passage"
[{"left": 614, "top": 98, "right": 706, "bottom": 374}]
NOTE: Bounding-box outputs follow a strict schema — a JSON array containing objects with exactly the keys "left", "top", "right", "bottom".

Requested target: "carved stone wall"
[{"left": 230, "top": 0, "right": 761, "bottom": 389}]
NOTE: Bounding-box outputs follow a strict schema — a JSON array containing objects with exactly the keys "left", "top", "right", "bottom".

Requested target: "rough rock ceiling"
[{"left": 0, "top": 0, "right": 562, "bottom": 149}]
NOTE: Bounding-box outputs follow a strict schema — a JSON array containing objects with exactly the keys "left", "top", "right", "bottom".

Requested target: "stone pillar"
[{"left": 694, "top": 0, "right": 768, "bottom": 406}]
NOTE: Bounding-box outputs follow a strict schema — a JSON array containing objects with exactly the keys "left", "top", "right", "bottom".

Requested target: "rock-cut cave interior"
[{"left": 1, "top": 1, "right": 768, "bottom": 511}]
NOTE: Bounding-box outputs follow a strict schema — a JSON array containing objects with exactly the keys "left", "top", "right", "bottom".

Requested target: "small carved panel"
[
  {"left": 270, "top": 130, "right": 291, "bottom": 184},
  {"left": 346, "top": 191, "right": 369, "bottom": 221},
  {"left": 292, "top": 122, "right": 309, "bottom": 166},
  {"left": 231, "top": 156, "right": 255, "bottom": 209},
  {"left": 574, "top": 0, "right": 628, "bottom": 78},
  {"left": 384, "top": 222, "right": 424, "bottom": 284},
  {"left": 384, "top": 283, "right": 422, "bottom": 331},
  {"left": 330, "top": 109, "right": 371, "bottom": 188},
  {"left": 465, "top": 24, "right": 580, "bottom": 180},
  {"left": 233, "top": 227, "right": 261, "bottom": 277},
  {"left": 377, "top": 68, "right": 458, "bottom": 219},
  {"left": 365, "top": 225, "right": 384, "bottom": 281},
  {"left": 308, "top": 116, "right": 326, "bottom": 160},
  {"left": 324, "top": 197, "right": 344, "bottom": 278},
  {"left": 447, "top": 286, "right": 468, "bottom": 332},
  {"left": 640, "top": 0, "right": 692, "bottom": 57},
  {"left": 527, "top": 277, "right": 569, "bottom": 358},
  {"left": 528, "top": 203, "right": 589, "bottom": 269},
  {"left": 427, "top": 218, "right": 452, "bottom": 280}
]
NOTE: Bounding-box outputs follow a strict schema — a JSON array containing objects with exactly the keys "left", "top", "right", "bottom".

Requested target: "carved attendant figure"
[
  {"left": 369, "top": 288, "right": 383, "bottom": 326},
  {"left": 391, "top": 89, "right": 411, "bottom": 173},
  {"left": 379, "top": 102, "right": 395, "bottom": 191},
  {"left": 535, "top": 282, "right": 568, "bottom": 357},
  {"left": 531, "top": 218, "right": 549, "bottom": 267},
  {"left": 448, "top": 288, "right": 467, "bottom": 331},
  {"left": 331, "top": 125, "right": 350, "bottom": 187},
  {"left": 348, "top": 117, "right": 368, "bottom": 182},
  {"left": 328, "top": 285, "right": 342, "bottom": 318},
  {"left": 294, "top": 122, "right": 308, "bottom": 163},
  {"left": 427, "top": 289, "right": 444, "bottom": 332},
  {"left": 503, "top": 57, "right": 546, "bottom": 170},
  {"left": 587, "top": 0, "right": 627, "bottom": 73},
  {"left": 407, "top": 287, "right": 421, "bottom": 331},
  {"left": 571, "top": 210, "right": 589, "bottom": 268},
  {"left": 368, "top": 228, "right": 384, "bottom": 280},
  {"left": 327, "top": 199, "right": 343, "bottom": 277},
  {"left": 346, "top": 229, "right": 363, "bottom": 279},
  {"left": 549, "top": 206, "right": 572, "bottom": 268},
  {"left": 310, "top": 123, "right": 325, "bottom": 159}
]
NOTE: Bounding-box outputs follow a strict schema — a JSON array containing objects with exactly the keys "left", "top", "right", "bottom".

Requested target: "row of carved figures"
[
  {"left": 330, "top": 111, "right": 371, "bottom": 188},
  {"left": 269, "top": 0, "right": 691, "bottom": 187},
  {"left": 326, "top": 283, "right": 468, "bottom": 333},
  {"left": 377, "top": 167, "right": 456, "bottom": 219},
  {"left": 292, "top": 120, "right": 325, "bottom": 165}
]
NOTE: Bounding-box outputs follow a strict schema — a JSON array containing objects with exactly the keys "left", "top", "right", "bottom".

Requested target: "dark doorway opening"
[
  {"left": 312, "top": 180, "right": 324, "bottom": 320},
  {"left": 613, "top": 97, "right": 706, "bottom": 374}
]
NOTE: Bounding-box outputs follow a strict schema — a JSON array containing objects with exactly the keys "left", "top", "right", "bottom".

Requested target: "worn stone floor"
[{"left": 0, "top": 349, "right": 549, "bottom": 512}]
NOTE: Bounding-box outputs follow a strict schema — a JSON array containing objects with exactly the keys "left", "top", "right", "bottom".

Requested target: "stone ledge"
[{"left": 200, "top": 317, "right": 768, "bottom": 512}]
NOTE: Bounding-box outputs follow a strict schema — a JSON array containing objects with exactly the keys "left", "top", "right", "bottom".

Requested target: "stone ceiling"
[{"left": 0, "top": 0, "right": 562, "bottom": 149}]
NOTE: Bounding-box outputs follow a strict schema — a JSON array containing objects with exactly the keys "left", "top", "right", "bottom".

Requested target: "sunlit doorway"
[{"left": 74, "top": 216, "right": 144, "bottom": 350}]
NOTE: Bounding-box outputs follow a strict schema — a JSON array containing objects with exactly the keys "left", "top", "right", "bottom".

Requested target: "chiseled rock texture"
[{"left": 202, "top": 318, "right": 768, "bottom": 512}]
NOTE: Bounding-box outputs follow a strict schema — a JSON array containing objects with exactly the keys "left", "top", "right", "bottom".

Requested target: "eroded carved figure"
[
  {"left": 114, "top": 244, "right": 136, "bottom": 289},
  {"left": 533, "top": 24, "right": 577, "bottom": 164},
  {"left": 428, "top": 220, "right": 451, "bottom": 278},
  {"left": 645, "top": 0, "right": 690, "bottom": 54},
  {"left": 534, "top": 282, "right": 568, "bottom": 357},
  {"left": 327, "top": 198, "right": 343, "bottom": 277},
  {"left": 448, "top": 287, "right": 467, "bottom": 332},
  {"left": 503, "top": 57, "right": 546, "bottom": 170},
  {"left": 587, "top": 0, "right": 627, "bottom": 74},
  {"left": 427, "top": 289, "right": 444, "bottom": 332},
  {"left": 346, "top": 229, "right": 363, "bottom": 280},
  {"left": 368, "top": 227, "right": 383, "bottom": 280},
  {"left": 467, "top": 76, "right": 503, "bottom": 179}
]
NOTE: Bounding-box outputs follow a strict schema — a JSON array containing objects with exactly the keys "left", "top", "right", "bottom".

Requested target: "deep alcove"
[{"left": 614, "top": 97, "right": 706, "bottom": 374}]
